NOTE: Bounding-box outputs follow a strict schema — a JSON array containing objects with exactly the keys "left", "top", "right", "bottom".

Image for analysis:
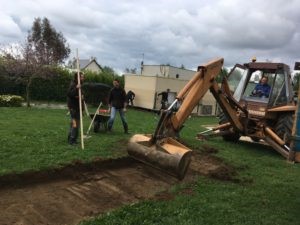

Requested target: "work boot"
[
  {"left": 107, "top": 127, "right": 112, "bottom": 133},
  {"left": 69, "top": 127, "right": 78, "bottom": 145},
  {"left": 67, "top": 123, "right": 72, "bottom": 143},
  {"left": 124, "top": 124, "right": 129, "bottom": 134},
  {"left": 67, "top": 133, "right": 71, "bottom": 143}
]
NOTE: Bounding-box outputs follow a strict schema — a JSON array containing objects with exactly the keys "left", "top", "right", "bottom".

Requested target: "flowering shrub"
[{"left": 0, "top": 95, "right": 24, "bottom": 107}]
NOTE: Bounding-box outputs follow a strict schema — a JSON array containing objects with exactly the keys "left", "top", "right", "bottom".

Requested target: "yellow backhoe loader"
[{"left": 127, "top": 58, "right": 297, "bottom": 179}]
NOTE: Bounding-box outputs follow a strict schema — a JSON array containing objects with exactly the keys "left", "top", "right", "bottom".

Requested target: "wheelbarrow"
[{"left": 90, "top": 109, "right": 110, "bottom": 133}]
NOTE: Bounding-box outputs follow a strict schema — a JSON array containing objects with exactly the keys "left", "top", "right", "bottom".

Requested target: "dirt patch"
[
  {"left": 200, "top": 144, "right": 219, "bottom": 154},
  {"left": 0, "top": 150, "right": 239, "bottom": 225}
]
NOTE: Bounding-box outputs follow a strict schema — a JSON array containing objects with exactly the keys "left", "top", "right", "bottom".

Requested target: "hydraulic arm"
[{"left": 127, "top": 58, "right": 241, "bottom": 179}]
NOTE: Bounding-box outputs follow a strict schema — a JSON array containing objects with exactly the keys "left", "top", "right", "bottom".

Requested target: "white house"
[
  {"left": 141, "top": 64, "right": 196, "bottom": 80},
  {"left": 124, "top": 64, "right": 218, "bottom": 116}
]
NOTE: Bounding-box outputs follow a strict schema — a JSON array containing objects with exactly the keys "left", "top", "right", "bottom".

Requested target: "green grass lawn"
[
  {"left": 0, "top": 107, "right": 299, "bottom": 225},
  {"left": 0, "top": 107, "right": 158, "bottom": 174}
]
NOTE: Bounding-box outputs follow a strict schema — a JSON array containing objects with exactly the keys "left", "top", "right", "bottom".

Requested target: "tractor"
[{"left": 127, "top": 58, "right": 297, "bottom": 179}]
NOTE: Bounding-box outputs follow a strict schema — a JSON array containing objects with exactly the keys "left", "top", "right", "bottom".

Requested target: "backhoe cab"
[{"left": 217, "top": 61, "right": 295, "bottom": 158}]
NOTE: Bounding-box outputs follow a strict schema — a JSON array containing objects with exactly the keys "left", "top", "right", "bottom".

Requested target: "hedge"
[
  {"left": 30, "top": 68, "right": 71, "bottom": 102},
  {"left": 0, "top": 76, "right": 26, "bottom": 96},
  {"left": 0, "top": 67, "right": 124, "bottom": 104}
]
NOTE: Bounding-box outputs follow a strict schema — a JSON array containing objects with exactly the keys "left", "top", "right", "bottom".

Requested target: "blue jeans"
[{"left": 108, "top": 107, "right": 128, "bottom": 131}]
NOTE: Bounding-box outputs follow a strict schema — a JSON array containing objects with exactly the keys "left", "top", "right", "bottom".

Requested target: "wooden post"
[{"left": 76, "top": 49, "right": 84, "bottom": 150}]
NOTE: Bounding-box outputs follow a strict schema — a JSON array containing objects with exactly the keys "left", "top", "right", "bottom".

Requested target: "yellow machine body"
[{"left": 128, "top": 58, "right": 298, "bottom": 179}]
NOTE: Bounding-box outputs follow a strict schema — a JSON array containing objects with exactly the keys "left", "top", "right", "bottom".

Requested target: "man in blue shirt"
[{"left": 252, "top": 76, "right": 271, "bottom": 98}]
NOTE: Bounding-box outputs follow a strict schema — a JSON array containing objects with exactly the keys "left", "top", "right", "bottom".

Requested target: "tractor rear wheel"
[
  {"left": 219, "top": 113, "right": 241, "bottom": 142},
  {"left": 274, "top": 113, "right": 293, "bottom": 145}
]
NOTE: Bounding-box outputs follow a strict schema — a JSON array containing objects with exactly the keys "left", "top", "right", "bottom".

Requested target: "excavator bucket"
[{"left": 127, "top": 134, "right": 192, "bottom": 179}]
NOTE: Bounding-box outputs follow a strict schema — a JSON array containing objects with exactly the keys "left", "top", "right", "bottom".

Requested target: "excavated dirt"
[{"left": 0, "top": 150, "right": 238, "bottom": 225}]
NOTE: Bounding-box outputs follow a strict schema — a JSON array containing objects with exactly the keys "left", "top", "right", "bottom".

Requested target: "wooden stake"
[{"left": 76, "top": 49, "right": 84, "bottom": 150}]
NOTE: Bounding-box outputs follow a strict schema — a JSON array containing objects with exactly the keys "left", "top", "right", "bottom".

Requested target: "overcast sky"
[{"left": 1, "top": 0, "right": 300, "bottom": 74}]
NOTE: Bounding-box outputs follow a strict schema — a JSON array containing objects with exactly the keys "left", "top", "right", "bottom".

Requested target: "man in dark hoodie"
[
  {"left": 67, "top": 72, "right": 84, "bottom": 145},
  {"left": 107, "top": 79, "right": 128, "bottom": 133},
  {"left": 158, "top": 88, "right": 170, "bottom": 110}
]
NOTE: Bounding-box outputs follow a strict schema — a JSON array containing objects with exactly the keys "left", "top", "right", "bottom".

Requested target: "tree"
[
  {"left": 124, "top": 68, "right": 137, "bottom": 74},
  {"left": 102, "top": 66, "right": 124, "bottom": 87},
  {"left": 1, "top": 44, "right": 46, "bottom": 106},
  {"left": 215, "top": 67, "right": 229, "bottom": 83},
  {"left": 0, "top": 17, "right": 71, "bottom": 106},
  {"left": 27, "top": 17, "right": 70, "bottom": 65},
  {"left": 102, "top": 66, "right": 116, "bottom": 76}
]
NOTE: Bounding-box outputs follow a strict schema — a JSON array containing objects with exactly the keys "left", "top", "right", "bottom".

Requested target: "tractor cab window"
[
  {"left": 226, "top": 64, "right": 247, "bottom": 101},
  {"left": 268, "top": 70, "right": 287, "bottom": 106},
  {"left": 252, "top": 73, "right": 271, "bottom": 97},
  {"left": 243, "top": 70, "right": 273, "bottom": 103},
  {"left": 242, "top": 68, "right": 289, "bottom": 106}
]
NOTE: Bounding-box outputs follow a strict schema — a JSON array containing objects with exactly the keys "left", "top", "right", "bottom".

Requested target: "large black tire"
[
  {"left": 219, "top": 113, "right": 241, "bottom": 142},
  {"left": 274, "top": 113, "right": 293, "bottom": 145}
]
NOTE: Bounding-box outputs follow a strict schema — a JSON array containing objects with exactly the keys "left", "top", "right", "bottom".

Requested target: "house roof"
[
  {"left": 79, "top": 59, "right": 91, "bottom": 69},
  {"left": 80, "top": 59, "right": 102, "bottom": 70},
  {"left": 69, "top": 58, "right": 102, "bottom": 71}
]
